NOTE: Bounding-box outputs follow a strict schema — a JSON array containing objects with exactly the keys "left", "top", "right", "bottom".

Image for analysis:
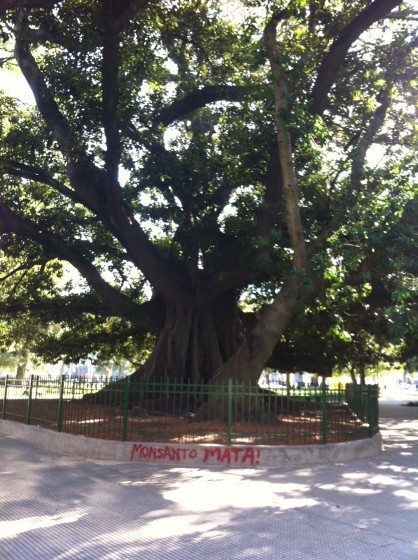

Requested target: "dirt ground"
[{"left": 3, "top": 398, "right": 369, "bottom": 445}]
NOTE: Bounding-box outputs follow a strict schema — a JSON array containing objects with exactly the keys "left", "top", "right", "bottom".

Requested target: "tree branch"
[
  {"left": 123, "top": 121, "right": 194, "bottom": 210},
  {"left": 264, "top": 14, "right": 307, "bottom": 270},
  {"left": 1, "top": 159, "right": 86, "bottom": 206},
  {"left": 102, "top": 0, "right": 152, "bottom": 183},
  {"left": 206, "top": 149, "right": 286, "bottom": 299},
  {"left": 349, "top": 89, "right": 391, "bottom": 195},
  {"left": 13, "top": 29, "right": 192, "bottom": 302},
  {"left": 307, "top": 88, "right": 392, "bottom": 255},
  {"left": 0, "top": 258, "right": 46, "bottom": 283},
  {"left": 102, "top": 0, "right": 122, "bottom": 187},
  {"left": 256, "top": 142, "right": 283, "bottom": 237},
  {"left": 0, "top": 199, "right": 144, "bottom": 319},
  {"left": 310, "top": 0, "right": 403, "bottom": 115},
  {"left": 113, "top": 0, "right": 152, "bottom": 34},
  {"left": 153, "top": 85, "right": 251, "bottom": 127},
  {"left": 14, "top": 34, "right": 74, "bottom": 157},
  {"left": 0, "top": 296, "right": 161, "bottom": 330},
  {"left": 13, "top": 24, "right": 114, "bottom": 220},
  {"left": 2, "top": 159, "right": 134, "bottom": 263}
]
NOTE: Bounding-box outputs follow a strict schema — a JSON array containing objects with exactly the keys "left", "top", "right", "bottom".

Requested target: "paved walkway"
[{"left": 1, "top": 398, "right": 417, "bottom": 559}]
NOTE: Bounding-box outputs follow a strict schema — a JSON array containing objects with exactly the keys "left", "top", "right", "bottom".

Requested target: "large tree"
[{"left": 0, "top": 0, "right": 416, "bottom": 384}]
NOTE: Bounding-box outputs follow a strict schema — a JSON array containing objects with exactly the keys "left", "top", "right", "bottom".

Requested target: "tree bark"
[
  {"left": 131, "top": 292, "right": 244, "bottom": 383},
  {"left": 359, "top": 364, "right": 366, "bottom": 386},
  {"left": 265, "top": 16, "right": 307, "bottom": 272},
  {"left": 212, "top": 274, "right": 302, "bottom": 384},
  {"left": 16, "top": 348, "right": 29, "bottom": 380},
  {"left": 310, "top": 0, "right": 402, "bottom": 114},
  {"left": 204, "top": 15, "right": 311, "bottom": 387}
]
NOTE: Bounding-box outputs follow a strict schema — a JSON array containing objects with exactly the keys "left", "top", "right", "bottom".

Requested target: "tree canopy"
[{"left": 0, "top": 0, "right": 416, "bottom": 383}]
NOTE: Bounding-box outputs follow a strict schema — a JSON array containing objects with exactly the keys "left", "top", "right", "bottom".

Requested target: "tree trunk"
[
  {"left": 213, "top": 275, "right": 302, "bottom": 384},
  {"left": 195, "top": 278, "right": 302, "bottom": 421},
  {"left": 359, "top": 364, "right": 366, "bottom": 386},
  {"left": 132, "top": 291, "right": 244, "bottom": 383},
  {"left": 86, "top": 282, "right": 304, "bottom": 421},
  {"left": 16, "top": 349, "right": 29, "bottom": 380}
]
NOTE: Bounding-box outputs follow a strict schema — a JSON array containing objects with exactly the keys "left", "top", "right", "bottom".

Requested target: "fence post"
[
  {"left": 121, "top": 375, "right": 131, "bottom": 442},
  {"left": 25, "top": 374, "right": 34, "bottom": 425},
  {"left": 227, "top": 378, "right": 233, "bottom": 446},
  {"left": 1, "top": 374, "right": 8, "bottom": 419},
  {"left": 320, "top": 382, "right": 328, "bottom": 444},
  {"left": 56, "top": 375, "right": 65, "bottom": 432}
]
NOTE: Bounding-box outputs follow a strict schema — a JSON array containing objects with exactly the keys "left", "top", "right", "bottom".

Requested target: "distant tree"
[{"left": 0, "top": 314, "right": 44, "bottom": 377}]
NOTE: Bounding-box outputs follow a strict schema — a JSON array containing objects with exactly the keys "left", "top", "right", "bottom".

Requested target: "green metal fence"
[
  {"left": 0, "top": 375, "right": 379, "bottom": 445},
  {"left": 345, "top": 383, "right": 379, "bottom": 437}
]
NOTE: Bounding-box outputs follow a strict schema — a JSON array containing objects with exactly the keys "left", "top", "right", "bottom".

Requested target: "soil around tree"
[{"left": 4, "top": 399, "right": 369, "bottom": 445}]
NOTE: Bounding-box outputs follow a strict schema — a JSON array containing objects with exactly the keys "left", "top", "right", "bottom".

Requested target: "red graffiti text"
[
  {"left": 130, "top": 443, "right": 261, "bottom": 466},
  {"left": 203, "top": 446, "right": 260, "bottom": 466},
  {"left": 130, "top": 443, "right": 198, "bottom": 462}
]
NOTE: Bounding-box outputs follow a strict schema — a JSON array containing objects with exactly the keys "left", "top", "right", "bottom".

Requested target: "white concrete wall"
[{"left": 0, "top": 419, "right": 382, "bottom": 468}]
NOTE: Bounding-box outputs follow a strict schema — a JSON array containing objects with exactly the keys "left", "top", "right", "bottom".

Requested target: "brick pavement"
[{"left": 0, "top": 398, "right": 417, "bottom": 559}]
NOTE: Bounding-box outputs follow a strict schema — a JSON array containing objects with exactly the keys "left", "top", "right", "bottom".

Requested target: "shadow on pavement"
[{"left": 0, "top": 399, "right": 417, "bottom": 559}]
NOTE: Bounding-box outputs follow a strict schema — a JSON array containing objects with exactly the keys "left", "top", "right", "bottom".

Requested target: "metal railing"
[{"left": 0, "top": 375, "right": 379, "bottom": 445}]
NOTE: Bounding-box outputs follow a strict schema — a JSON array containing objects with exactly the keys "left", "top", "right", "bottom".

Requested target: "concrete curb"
[{"left": 0, "top": 419, "right": 382, "bottom": 468}]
